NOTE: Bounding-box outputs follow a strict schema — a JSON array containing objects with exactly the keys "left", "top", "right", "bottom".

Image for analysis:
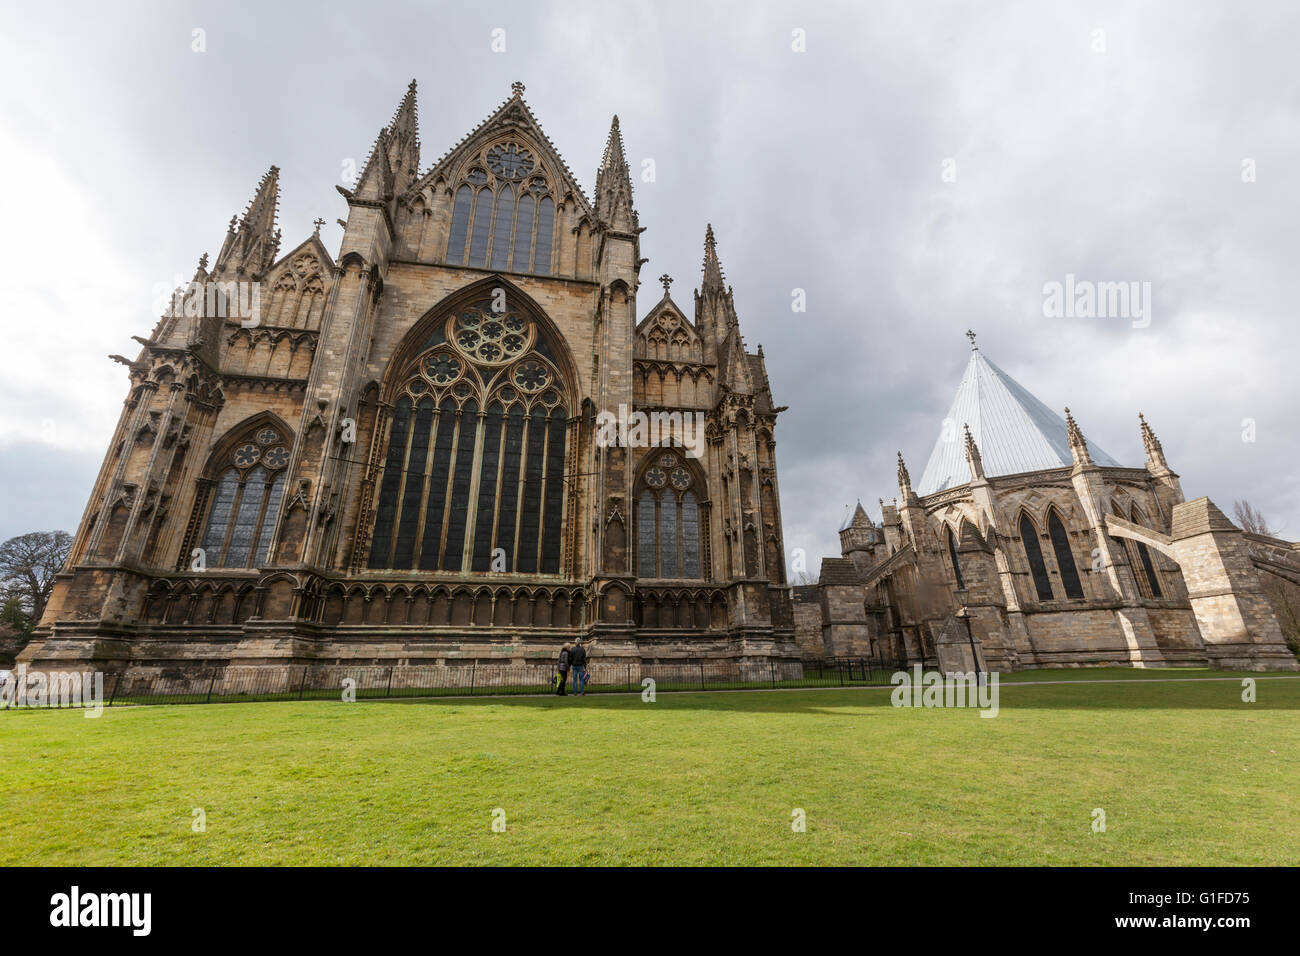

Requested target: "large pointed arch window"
[
  {"left": 947, "top": 525, "right": 966, "bottom": 592},
  {"left": 1019, "top": 513, "right": 1054, "bottom": 602},
  {"left": 635, "top": 452, "right": 704, "bottom": 579},
  {"left": 196, "top": 422, "right": 291, "bottom": 568},
  {"left": 444, "top": 145, "right": 557, "bottom": 275},
  {"left": 1047, "top": 510, "right": 1085, "bottom": 600},
  {"left": 367, "top": 296, "right": 569, "bottom": 574},
  {"left": 1128, "top": 506, "right": 1164, "bottom": 599}
]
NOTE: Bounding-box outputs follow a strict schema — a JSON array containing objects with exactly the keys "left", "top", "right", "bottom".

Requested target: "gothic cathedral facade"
[{"left": 24, "top": 82, "right": 798, "bottom": 675}]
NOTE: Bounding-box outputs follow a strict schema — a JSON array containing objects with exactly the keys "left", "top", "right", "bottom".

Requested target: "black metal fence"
[{"left": 2, "top": 657, "right": 909, "bottom": 709}]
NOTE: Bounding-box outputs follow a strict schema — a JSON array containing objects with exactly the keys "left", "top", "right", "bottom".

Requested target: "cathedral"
[
  {"left": 796, "top": 335, "right": 1300, "bottom": 672},
  {"left": 22, "top": 82, "right": 797, "bottom": 676}
]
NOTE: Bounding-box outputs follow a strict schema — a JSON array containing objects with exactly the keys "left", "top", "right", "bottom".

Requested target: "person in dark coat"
[
  {"left": 569, "top": 637, "right": 589, "bottom": 695},
  {"left": 556, "top": 643, "right": 571, "bottom": 696}
]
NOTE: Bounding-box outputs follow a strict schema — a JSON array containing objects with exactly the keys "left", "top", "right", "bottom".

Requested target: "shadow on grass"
[{"left": 372, "top": 676, "right": 1300, "bottom": 713}]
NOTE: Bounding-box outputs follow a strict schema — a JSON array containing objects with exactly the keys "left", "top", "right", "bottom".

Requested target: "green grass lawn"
[{"left": 3, "top": 672, "right": 1299, "bottom": 866}]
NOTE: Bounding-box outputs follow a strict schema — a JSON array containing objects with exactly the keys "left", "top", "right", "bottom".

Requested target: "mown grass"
[{"left": 2, "top": 674, "right": 1298, "bottom": 866}]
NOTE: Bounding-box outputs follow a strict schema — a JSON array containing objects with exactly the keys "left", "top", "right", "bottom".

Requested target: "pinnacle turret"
[
  {"left": 1064, "top": 407, "right": 1094, "bottom": 466},
  {"left": 1139, "top": 412, "right": 1168, "bottom": 469},
  {"left": 595, "top": 114, "right": 637, "bottom": 231},
  {"left": 701, "top": 223, "right": 726, "bottom": 294},
  {"left": 385, "top": 79, "right": 421, "bottom": 187},
  {"left": 214, "top": 165, "right": 281, "bottom": 277}
]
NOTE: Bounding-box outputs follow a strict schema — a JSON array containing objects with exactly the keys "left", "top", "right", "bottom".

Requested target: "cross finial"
[
  {"left": 966, "top": 329, "right": 977, "bottom": 350},
  {"left": 659, "top": 273, "right": 673, "bottom": 295},
  {"left": 511, "top": 81, "right": 525, "bottom": 98},
  {"left": 312, "top": 217, "right": 325, "bottom": 234}
]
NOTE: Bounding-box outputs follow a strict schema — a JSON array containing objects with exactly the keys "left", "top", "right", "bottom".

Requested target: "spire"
[
  {"left": 963, "top": 423, "right": 985, "bottom": 480},
  {"left": 595, "top": 114, "right": 637, "bottom": 231},
  {"left": 897, "top": 452, "right": 912, "bottom": 493},
  {"left": 852, "top": 500, "right": 870, "bottom": 526},
  {"left": 353, "top": 127, "right": 395, "bottom": 201},
  {"left": 702, "top": 223, "right": 726, "bottom": 294},
  {"left": 916, "top": 344, "right": 1121, "bottom": 494},
  {"left": 384, "top": 79, "right": 421, "bottom": 186},
  {"left": 214, "top": 165, "right": 281, "bottom": 277},
  {"left": 1139, "top": 412, "right": 1168, "bottom": 468},
  {"left": 1064, "top": 407, "right": 1094, "bottom": 466}
]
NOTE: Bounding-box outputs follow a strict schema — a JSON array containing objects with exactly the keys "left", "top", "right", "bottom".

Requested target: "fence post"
[
  {"left": 298, "top": 665, "right": 308, "bottom": 701},
  {"left": 108, "top": 671, "right": 122, "bottom": 707},
  {"left": 205, "top": 669, "right": 216, "bottom": 704},
  {"left": 626, "top": 662, "right": 632, "bottom": 693},
  {"left": 839, "top": 665, "right": 845, "bottom": 687},
  {"left": 698, "top": 660, "right": 705, "bottom": 691},
  {"left": 769, "top": 659, "right": 776, "bottom": 688},
  {"left": 469, "top": 662, "right": 476, "bottom": 697},
  {"left": 386, "top": 666, "right": 394, "bottom": 699}
]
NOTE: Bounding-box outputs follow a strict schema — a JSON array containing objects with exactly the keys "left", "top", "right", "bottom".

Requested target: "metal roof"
[{"left": 915, "top": 349, "right": 1121, "bottom": 496}]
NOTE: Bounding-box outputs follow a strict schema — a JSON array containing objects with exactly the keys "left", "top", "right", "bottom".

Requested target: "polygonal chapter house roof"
[{"left": 916, "top": 348, "right": 1120, "bottom": 496}]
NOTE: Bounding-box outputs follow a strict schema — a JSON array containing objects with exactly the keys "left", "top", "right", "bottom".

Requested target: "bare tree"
[
  {"left": 0, "top": 530, "right": 72, "bottom": 627},
  {"left": 1233, "top": 499, "right": 1272, "bottom": 536}
]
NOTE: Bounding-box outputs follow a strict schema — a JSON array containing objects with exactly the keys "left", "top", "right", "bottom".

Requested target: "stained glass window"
[
  {"left": 513, "top": 193, "right": 535, "bottom": 272},
  {"left": 1130, "top": 508, "right": 1163, "bottom": 599},
  {"left": 1020, "top": 513, "right": 1054, "bottom": 602},
  {"left": 637, "top": 491, "right": 657, "bottom": 577},
  {"left": 467, "top": 188, "right": 492, "bottom": 267},
  {"left": 195, "top": 422, "right": 292, "bottom": 569},
  {"left": 446, "top": 185, "right": 473, "bottom": 263},
  {"left": 368, "top": 298, "right": 567, "bottom": 575},
  {"left": 681, "top": 492, "right": 701, "bottom": 578},
  {"left": 947, "top": 525, "right": 965, "bottom": 592},
  {"left": 471, "top": 403, "right": 504, "bottom": 571},
  {"left": 534, "top": 197, "right": 555, "bottom": 273},
  {"left": 442, "top": 400, "right": 479, "bottom": 571},
  {"left": 635, "top": 457, "right": 702, "bottom": 579},
  {"left": 1048, "top": 511, "right": 1084, "bottom": 600},
  {"left": 443, "top": 146, "right": 555, "bottom": 275}
]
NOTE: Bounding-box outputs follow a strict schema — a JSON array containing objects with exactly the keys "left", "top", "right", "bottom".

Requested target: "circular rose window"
[{"left": 233, "top": 443, "right": 261, "bottom": 467}]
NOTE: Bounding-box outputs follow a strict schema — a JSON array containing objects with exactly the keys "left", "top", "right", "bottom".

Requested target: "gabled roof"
[
  {"left": 916, "top": 347, "right": 1121, "bottom": 496},
  {"left": 635, "top": 292, "right": 693, "bottom": 337},
  {"left": 263, "top": 230, "right": 336, "bottom": 279},
  {"left": 410, "top": 86, "right": 594, "bottom": 218}
]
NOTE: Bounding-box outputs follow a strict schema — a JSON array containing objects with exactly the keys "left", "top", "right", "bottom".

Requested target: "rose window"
[
  {"left": 660, "top": 453, "right": 678, "bottom": 468},
  {"left": 424, "top": 354, "right": 461, "bottom": 385},
  {"left": 450, "top": 307, "right": 532, "bottom": 366},
  {"left": 263, "top": 446, "right": 290, "bottom": 469},
  {"left": 486, "top": 143, "right": 535, "bottom": 180},
  {"left": 233, "top": 443, "right": 261, "bottom": 467},
  {"left": 670, "top": 467, "right": 691, "bottom": 490},
  {"left": 255, "top": 427, "right": 279, "bottom": 445},
  {"left": 513, "top": 361, "right": 550, "bottom": 391},
  {"left": 646, "top": 467, "right": 667, "bottom": 489}
]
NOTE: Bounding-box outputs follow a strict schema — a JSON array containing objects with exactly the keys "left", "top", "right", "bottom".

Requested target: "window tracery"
[
  {"left": 367, "top": 297, "right": 569, "bottom": 574},
  {"left": 635, "top": 451, "right": 704, "bottom": 579},
  {"left": 445, "top": 143, "right": 556, "bottom": 275},
  {"left": 197, "top": 421, "right": 290, "bottom": 568}
]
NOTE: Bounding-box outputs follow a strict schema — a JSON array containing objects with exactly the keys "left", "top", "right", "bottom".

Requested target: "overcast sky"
[{"left": 2, "top": 0, "right": 1297, "bottom": 573}]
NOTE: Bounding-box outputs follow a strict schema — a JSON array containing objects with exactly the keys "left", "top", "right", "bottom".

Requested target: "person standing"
[
  {"left": 556, "top": 642, "right": 571, "bottom": 696},
  {"left": 570, "top": 637, "right": 588, "bottom": 696}
]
